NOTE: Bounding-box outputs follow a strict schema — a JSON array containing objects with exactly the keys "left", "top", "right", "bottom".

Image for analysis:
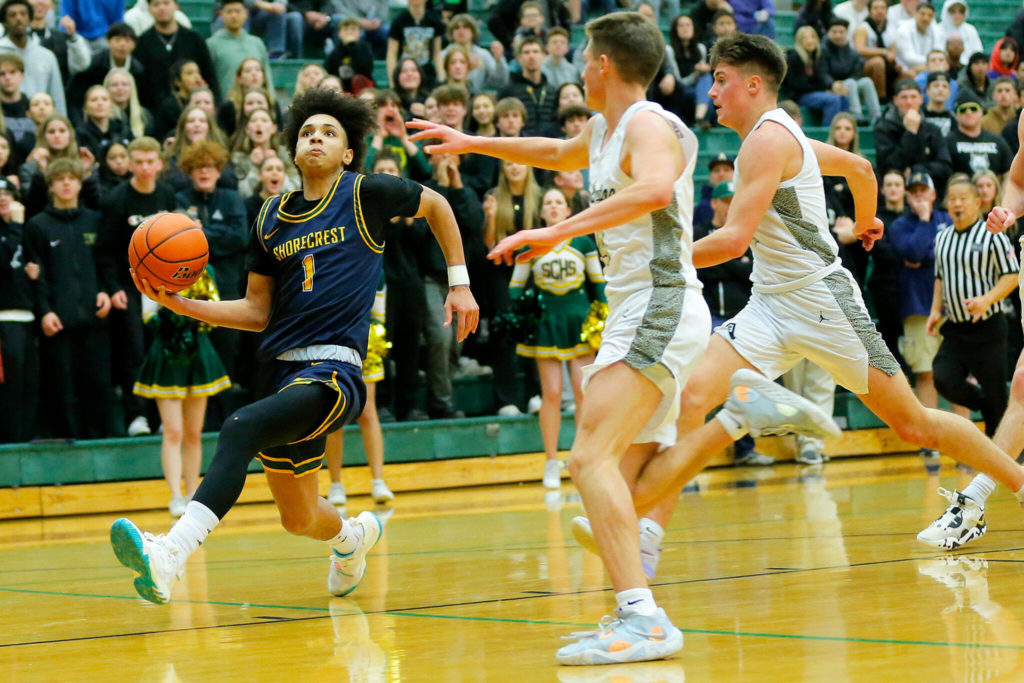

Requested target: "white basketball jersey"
[
  {"left": 588, "top": 100, "right": 700, "bottom": 308},
  {"left": 735, "top": 108, "right": 840, "bottom": 291}
]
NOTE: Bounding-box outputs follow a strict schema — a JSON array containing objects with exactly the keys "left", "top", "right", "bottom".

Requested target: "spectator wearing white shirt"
[
  {"left": 833, "top": 0, "right": 870, "bottom": 36},
  {"left": 938, "top": 0, "right": 982, "bottom": 66},
  {"left": 894, "top": 1, "right": 943, "bottom": 74},
  {"left": 854, "top": 0, "right": 906, "bottom": 98},
  {"left": 888, "top": 0, "right": 917, "bottom": 27},
  {"left": 123, "top": 0, "right": 192, "bottom": 36},
  {"left": 0, "top": 0, "right": 65, "bottom": 114}
]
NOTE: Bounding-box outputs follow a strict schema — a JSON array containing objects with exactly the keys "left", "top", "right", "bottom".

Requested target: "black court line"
[{"left": 8, "top": 544, "right": 1024, "bottom": 649}]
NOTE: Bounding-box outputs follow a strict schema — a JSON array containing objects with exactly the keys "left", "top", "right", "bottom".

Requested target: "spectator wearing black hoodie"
[
  {"left": 174, "top": 140, "right": 248, "bottom": 380},
  {"left": 95, "top": 136, "right": 178, "bottom": 437},
  {"left": 0, "top": 178, "right": 39, "bottom": 442},
  {"left": 324, "top": 18, "right": 375, "bottom": 92},
  {"left": 498, "top": 35, "right": 559, "bottom": 138},
  {"left": 956, "top": 51, "right": 994, "bottom": 107},
  {"left": 75, "top": 84, "right": 134, "bottom": 162},
  {"left": 25, "top": 158, "right": 112, "bottom": 439},
  {"left": 874, "top": 77, "right": 953, "bottom": 193}
]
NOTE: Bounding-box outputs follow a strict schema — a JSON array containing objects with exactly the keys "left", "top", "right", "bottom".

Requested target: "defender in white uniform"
[
  {"left": 585, "top": 99, "right": 710, "bottom": 445},
  {"left": 409, "top": 15, "right": 833, "bottom": 666},
  {"left": 628, "top": 33, "right": 1024, "bottom": 534}
]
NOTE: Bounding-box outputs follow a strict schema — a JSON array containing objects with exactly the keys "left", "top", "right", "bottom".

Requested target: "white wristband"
[{"left": 447, "top": 264, "right": 470, "bottom": 288}]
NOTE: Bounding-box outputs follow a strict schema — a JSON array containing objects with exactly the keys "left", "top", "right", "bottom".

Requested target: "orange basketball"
[{"left": 128, "top": 213, "right": 209, "bottom": 293}]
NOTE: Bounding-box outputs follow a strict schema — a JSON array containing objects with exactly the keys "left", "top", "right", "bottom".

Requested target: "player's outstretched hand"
[
  {"left": 444, "top": 285, "right": 480, "bottom": 342},
  {"left": 130, "top": 268, "right": 179, "bottom": 309},
  {"left": 488, "top": 227, "right": 561, "bottom": 266},
  {"left": 987, "top": 206, "right": 1016, "bottom": 234},
  {"left": 852, "top": 216, "right": 884, "bottom": 251},
  {"left": 406, "top": 119, "right": 473, "bottom": 155}
]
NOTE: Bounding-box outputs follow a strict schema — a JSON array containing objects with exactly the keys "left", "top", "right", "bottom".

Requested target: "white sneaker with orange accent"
[{"left": 556, "top": 607, "right": 683, "bottom": 665}]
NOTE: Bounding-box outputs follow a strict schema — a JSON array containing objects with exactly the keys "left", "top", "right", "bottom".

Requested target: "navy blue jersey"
[{"left": 246, "top": 171, "right": 423, "bottom": 360}]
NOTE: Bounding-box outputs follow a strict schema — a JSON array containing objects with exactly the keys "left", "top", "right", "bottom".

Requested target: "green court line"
[{"left": 3, "top": 585, "right": 1024, "bottom": 652}]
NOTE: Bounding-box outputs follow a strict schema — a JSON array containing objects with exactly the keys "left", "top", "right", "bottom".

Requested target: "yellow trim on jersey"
[
  {"left": 353, "top": 174, "right": 385, "bottom": 254},
  {"left": 256, "top": 195, "right": 279, "bottom": 248},
  {"left": 276, "top": 172, "right": 344, "bottom": 223},
  {"left": 133, "top": 376, "right": 232, "bottom": 399},
  {"left": 515, "top": 343, "right": 594, "bottom": 360}
]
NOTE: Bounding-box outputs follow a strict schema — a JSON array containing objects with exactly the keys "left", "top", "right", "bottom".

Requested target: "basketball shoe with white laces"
[
  {"left": 328, "top": 511, "right": 383, "bottom": 596},
  {"left": 569, "top": 516, "right": 662, "bottom": 580},
  {"left": 917, "top": 488, "right": 987, "bottom": 550},
  {"left": 110, "top": 518, "right": 184, "bottom": 604},
  {"left": 727, "top": 369, "right": 841, "bottom": 439},
  {"left": 556, "top": 607, "right": 683, "bottom": 665}
]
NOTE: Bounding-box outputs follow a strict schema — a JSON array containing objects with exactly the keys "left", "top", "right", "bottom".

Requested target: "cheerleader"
[
  {"left": 510, "top": 188, "right": 605, "bottom": 489},
  {"left": 133, "top": 267, "right": 231, "bottom": 516}
]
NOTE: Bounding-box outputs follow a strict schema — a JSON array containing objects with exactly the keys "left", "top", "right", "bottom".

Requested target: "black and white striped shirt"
[{"left": 934, "top": 219, "right": 1020, "bottom": 323}]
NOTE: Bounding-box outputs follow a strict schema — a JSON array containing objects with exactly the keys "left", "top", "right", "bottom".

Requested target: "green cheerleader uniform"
[
  {"left": 510, "top": 236, "right": 606, "bottom": 360},
  {"left": 133, "top": 269, "right": 232, "bottom": 400}
]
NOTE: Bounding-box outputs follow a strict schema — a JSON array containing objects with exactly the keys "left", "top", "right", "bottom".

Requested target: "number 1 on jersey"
[{"left": 302, "top": 254, "right": 315, "bottom": 292}]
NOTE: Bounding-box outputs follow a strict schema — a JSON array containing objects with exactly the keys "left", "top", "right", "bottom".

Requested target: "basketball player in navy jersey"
[{"left": 109, "top": 88, "right": 479, "bottom": 605}]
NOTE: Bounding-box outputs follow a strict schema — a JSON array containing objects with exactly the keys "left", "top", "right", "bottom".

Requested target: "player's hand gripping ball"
[{"left": 128, "top": 212, "right": 209, "bottom": 293}]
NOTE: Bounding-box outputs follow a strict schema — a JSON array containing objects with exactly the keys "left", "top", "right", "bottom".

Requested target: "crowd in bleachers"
[{"left": 1, "top": 0, "right": 1024, "bottom": 449}]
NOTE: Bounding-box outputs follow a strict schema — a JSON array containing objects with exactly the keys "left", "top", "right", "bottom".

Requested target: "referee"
[{"left": 927, "top": 175, "right": 1021, "bottom": 435}]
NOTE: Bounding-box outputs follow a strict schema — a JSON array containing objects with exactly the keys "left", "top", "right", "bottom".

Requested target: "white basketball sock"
[
  {"left": 616, "top": 588, "right": 657, "bottom": 617},
  {"left": 962, "top": 474, "right": 996, "bottom": 505},
  {"left": 328, "top": 515, "right": 358, "bottom": 555},
  {"left": 638, "top": 517, "right": 665, "bottom": 544},
  {"left": 166, "top": 500, "right": 220, "bottom": 566}
]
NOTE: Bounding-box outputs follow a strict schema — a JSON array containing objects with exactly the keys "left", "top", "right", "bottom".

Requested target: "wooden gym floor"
[{"left": 4, "top": 454, "right": 1024, "bottom": 682}]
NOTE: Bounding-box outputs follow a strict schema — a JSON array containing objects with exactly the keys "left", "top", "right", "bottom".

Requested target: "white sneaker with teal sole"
[
  {"left": 556, "top": 608, "right": 683, "bottom": 665},
  {"left": 328, "top": 511, "right": 383, "bottom": 596},
  {"left": 110, "top": 518, "right": 183, "bottom": 604},
  {"left": 727, "top": 369, "right": 842, "bottom": 439}
]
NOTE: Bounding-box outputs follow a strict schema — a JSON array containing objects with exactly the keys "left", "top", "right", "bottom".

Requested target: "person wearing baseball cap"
[
  {"left": 694, "top": 153, "right": 735, "bottom": 226},
  {"left": 875, "top": 74, "right": 953, "bottom": 193},
  {"left": 947, "top": 88, "right": 1013, "bottom": 176},
  {"left": 693, "top": 180, "right": 773, "bottom": 468},
  {"left": 888, "top": 165, "right": 948, "bottom": 467}
]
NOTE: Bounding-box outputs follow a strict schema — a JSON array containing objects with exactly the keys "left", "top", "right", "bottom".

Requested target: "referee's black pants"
[{"left": 933, "top": 314, "right": 1009, "bottom": 437}]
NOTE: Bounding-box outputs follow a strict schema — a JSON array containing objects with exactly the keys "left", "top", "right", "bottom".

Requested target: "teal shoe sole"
[{"left": 110, "top": 518, "right": 168, "bottom": 604}]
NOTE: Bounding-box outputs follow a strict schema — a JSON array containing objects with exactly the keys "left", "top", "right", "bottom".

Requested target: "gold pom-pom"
[
  {"left": 180, "top": 271, "right": 220, "bottom": 332},
  {"left": 580, "top": 300, "right": 609, "bottom": 350},
  {"left": 364, "top": 322, "right": 392, "bottom": 377}
]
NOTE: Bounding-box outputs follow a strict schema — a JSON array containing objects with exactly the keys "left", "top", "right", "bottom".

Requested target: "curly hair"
[
  {"left": 179, "top": 139, "right": 229, "bottom": 174},
  {"left": 285, "top": 88, "right": 377, "bottom": 172}
]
